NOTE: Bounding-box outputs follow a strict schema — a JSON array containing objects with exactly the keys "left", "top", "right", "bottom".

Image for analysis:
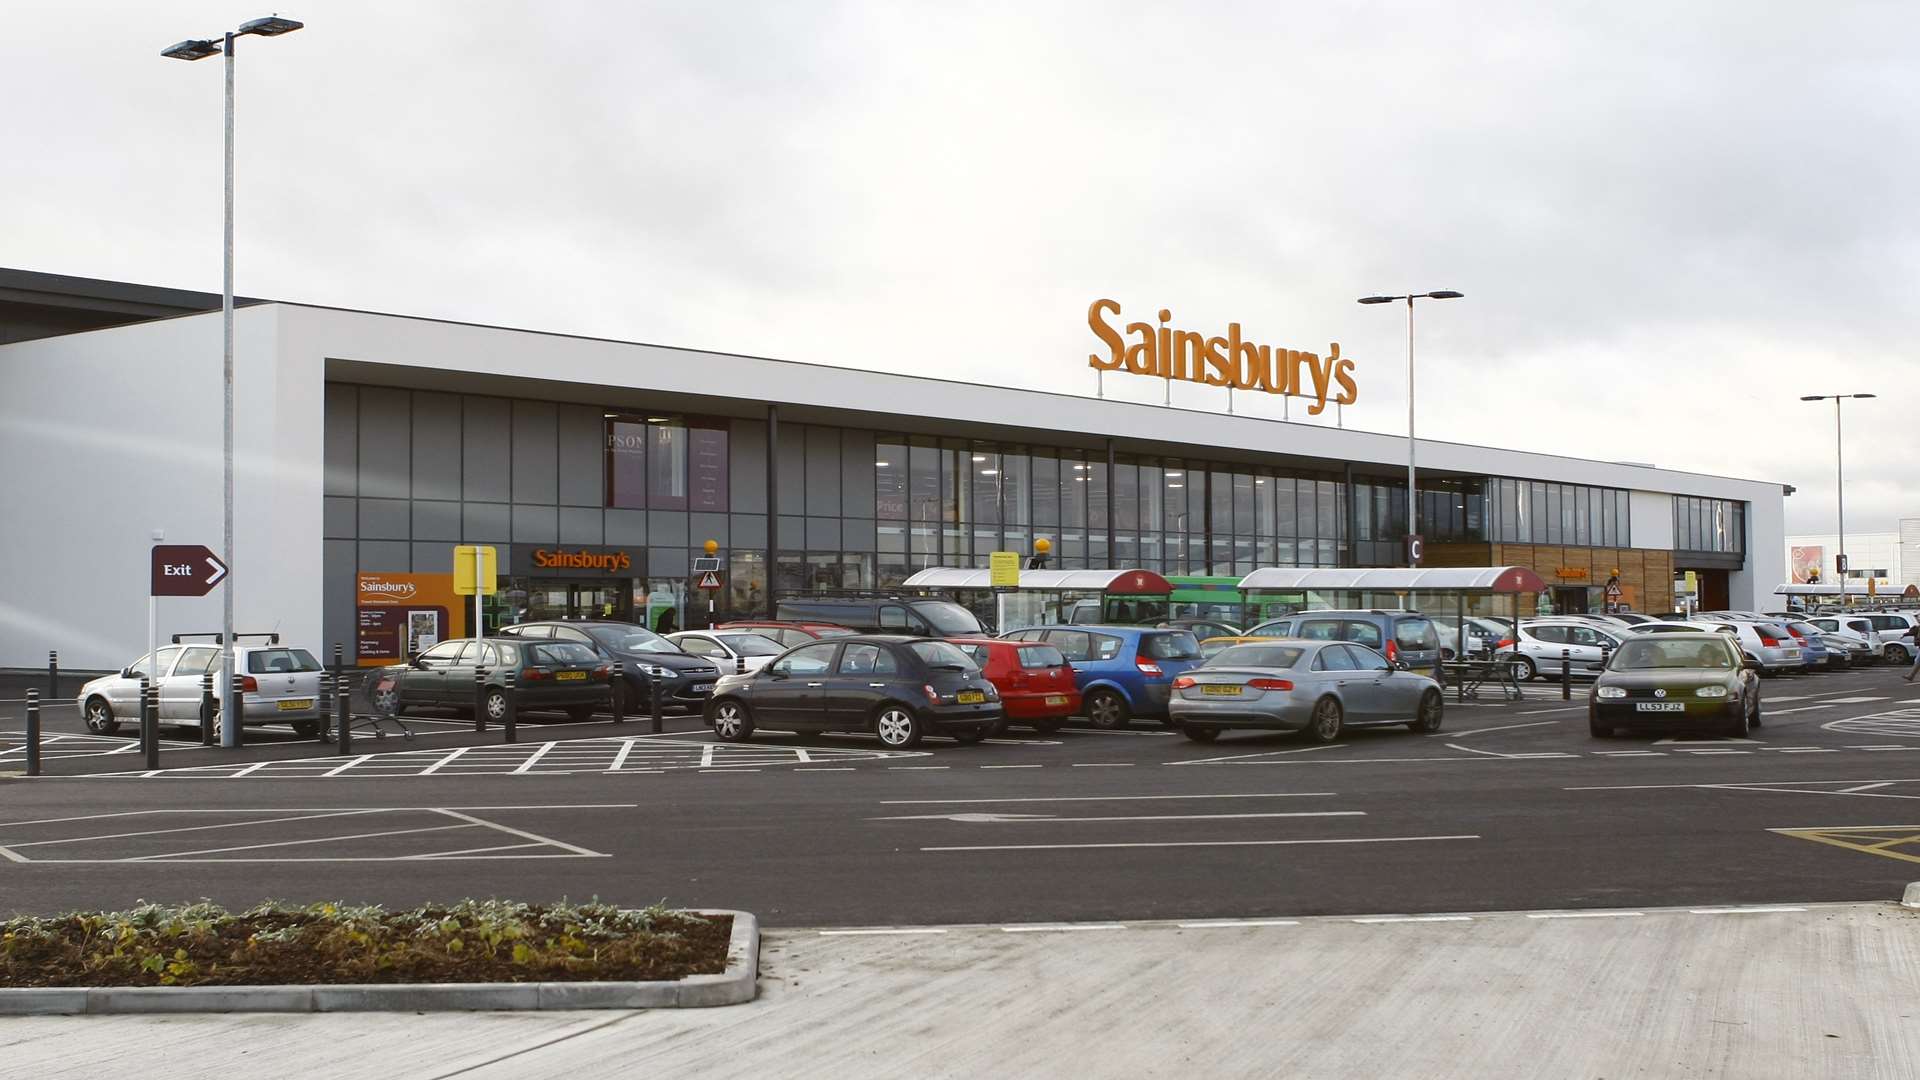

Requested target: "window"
[
  {"left": 648, "top": 423, "right": 688, "bottom": 510},
  {"left": 175, "top": 647, "right": 218, "bottom": 675},
  {"left": 246, "top": 648, "right": 322, "bottom": 674},
  {"left": 606, "top": 419, "right": 647, "bottom": 509},
  {"left": 1090, "top": 633, "right": 1124, "bottom": 660},
  {"left": 1348, "top": 646, "right": 1391, "bottom": 672},
  {"left": 880, "top": 605, "right": 913, "bottom": 631},
  {"left": 1567, "top": 627, "right": 1606, "bottom": 647},
  {"left": 1394, "top": 618, "right": 1438, "bottom": 651},
  {"left": 586, "top": 626, "right": 672, "bottom": 654},
  {"left": 838, "top": 644, "right": 884, "bottom": 675},
  {"left": 532, "top": 642, "right": 599, "bottom": 665},
  {"left": 1531, "top": 626, "right": 1568, "bottom": 644},
  {"left": 1046, "top": 630, "right": 1091, "bottom": 660},
  {"left": 773, "top": 642, "right": 839, "bottom": 675},
  {"left": 679, "top": 637, "right": 723, "bottom": 658},
  {"left": 1252, "top": 619, "right": 1293, "bottom": 637},
  {"left": 550, "top": 626, "right": 594, "bottom": 644},
  {"left": 1017, "top": 645, "right": 1067, "bottom": 669},
  {"left": 1314, "top": 645, "right": 1357, "bottom": 671},
  {"left": 1142, "top": 632, "right": 1201, "bottom": 660},
  {"left": 1341, "top": 621, "right": 1384, "bottom": 651},
  {"left": 720, "top": 634, "right": 784, "bottom": 656},
  {"left": 908, "top": 641, "right": 977, "bottom": 670},
  {"left": 418, "top": 640, "right": 466, "bottom": 664},
  {"left": 487, "top": 642, "right": 522, "bottom": 667},
  {"left": 1213, "top": 644, "right": 1304, "bottom": 669},
  {"left": 1296, "top": 619, "right": 1342, "bottom": 641},
  {"left": 911, "top": 601, "right": 985, "bottom": 636}
]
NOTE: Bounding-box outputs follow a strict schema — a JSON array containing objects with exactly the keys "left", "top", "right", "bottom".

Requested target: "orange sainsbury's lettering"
[{"left": 1085, "top": 299, "right": 1357, "bottom": 412}]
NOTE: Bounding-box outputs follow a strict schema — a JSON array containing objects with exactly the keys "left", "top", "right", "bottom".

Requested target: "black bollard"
[
  {"left": 24, "top": 689, "right": 41, "bottom": 777},
  {"left": 1561, "top": 648, "right": 1571, "bottom": 700},
  {"left": 474, "top": 666, "right": 489, "bottom": 733},
  {"left": 650, "top": 668, "right": 664, "bottom": 734},
  {"left": 502, "top": 670, "right": 517, "bottom": 744},
  {"left": 230, "top": 674, "right": 247, "bottom": 748},
  {"left": 316, "top": 668, "right": 333, "bottom": 743},
  {"left": 336, "top": 675, "right": 353, "bottom": 756},
  {"left": 200, "top": 671, "right": 216, "bottom": 746},
  {"left": 48, "top": 650, "right": 58, "bottom": 699},
  {"left": 610, "top": 662, "right": 625, "bottom": 723},
  {"left": 142, "top": 677, "right": 159, "bottom": 770}
]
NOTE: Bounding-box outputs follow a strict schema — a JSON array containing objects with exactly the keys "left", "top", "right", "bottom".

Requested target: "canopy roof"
[
  {"left": 901, "top": 567, "right": 1174, "bottom": 595},
  {"left": 1774, "top": 582, "right": 1917, "bottom": 597},
  {"left": 1236, "top": 566, "right": 1549, "bottom": 594}
]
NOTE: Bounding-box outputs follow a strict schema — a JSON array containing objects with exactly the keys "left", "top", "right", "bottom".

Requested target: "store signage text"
[
  {"left": 532, "top": 548, "right": 633, "bottom": 573},
  {"left": 1086, "top": 299, "right": 1357, "bottom": 415},
  {"left": 359, "top": 579, "right": 419, "bottom": 601}
]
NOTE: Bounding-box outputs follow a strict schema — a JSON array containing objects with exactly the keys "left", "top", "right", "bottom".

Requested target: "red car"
[
  {"left": 950, "top": 637, "right": 1080, "bottom": 734},
  {"left": 714, "top": 621, "right": 858, "bottom": 649}
]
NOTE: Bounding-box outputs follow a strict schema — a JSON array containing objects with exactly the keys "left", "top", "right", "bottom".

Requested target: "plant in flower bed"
[{"left": 0, "top": 899, "right": 731, "bottom": 988}]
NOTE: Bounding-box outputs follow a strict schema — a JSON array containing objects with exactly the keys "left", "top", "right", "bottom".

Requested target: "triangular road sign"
[{"left": 697, "top": 570, "right": 723, "bottom": 590}]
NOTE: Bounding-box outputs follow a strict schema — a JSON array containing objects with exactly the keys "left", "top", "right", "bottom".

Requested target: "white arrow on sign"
[{"left": 205, "top": 557, "right": 228, "bottom": 587}]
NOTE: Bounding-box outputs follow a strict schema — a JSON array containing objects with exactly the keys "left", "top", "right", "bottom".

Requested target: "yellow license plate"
[
  {"left": 1044, "top": 695, "right": 1068, "bottom": 706},
  {"left": 277, "top": 699, "right": 313, "bottom": 711},
  {"left": 956, "top": 690, "right": 985, "bottom": 704},
  {"left": 1202, "top": 685, "right": 1242, "bottom": 696},
  {"left": 555, "top": 670, "right": 588, "bottom": 681}
]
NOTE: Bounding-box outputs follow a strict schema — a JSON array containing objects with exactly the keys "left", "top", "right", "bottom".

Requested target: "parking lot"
[{"left": 4, "top": 662, "right": 1920, "bottom": 925}]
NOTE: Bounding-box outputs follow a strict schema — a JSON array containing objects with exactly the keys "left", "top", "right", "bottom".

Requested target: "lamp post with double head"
[
  {"left": 1358, "top": 290, "right": 1464, "bottom": 567},
  {"left": 162, "top": 15, "right": 303, "bottom": 747},
  {"left": 1799, "top": 392, "right": 1876, "bottom": 602}
]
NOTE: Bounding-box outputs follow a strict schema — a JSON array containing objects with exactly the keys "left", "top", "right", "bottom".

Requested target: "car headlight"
[
  {"left": 1696, "top": 686, "right": 1729, "bottom": 698},
  {"left": 637, "top": 664, "right": 670, "bottom": 678},
  {"left": 1595, "top": 686, "right": 1627, "bottom": 699}
]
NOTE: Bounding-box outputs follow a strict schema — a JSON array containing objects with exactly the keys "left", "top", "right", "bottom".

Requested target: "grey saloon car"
[{"left": 1168, "top": 640, "right": 1444, "bottom": 744}]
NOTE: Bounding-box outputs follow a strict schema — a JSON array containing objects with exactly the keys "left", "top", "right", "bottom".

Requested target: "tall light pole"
[
  {"left": 1799, "top": 392, "right": 1876, "bottom": 602},
  {"left": 1358, "top": 290, "right": 1464, "bottom": 566},
  {"left": 163, "top": 15, "right": 303, "bottom": 747}
]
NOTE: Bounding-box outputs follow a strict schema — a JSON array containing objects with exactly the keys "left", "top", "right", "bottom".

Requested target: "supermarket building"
[{"left": 0, "top": 269, "right": 1788, "bottom": 670}]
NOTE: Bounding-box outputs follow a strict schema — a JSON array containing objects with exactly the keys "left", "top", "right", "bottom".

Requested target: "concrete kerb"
[
  {"left": 1905, "top": 883, "right": 1920, "bottom": 910},
  {"left": 0, "top": 909, "right": 757, "bottom": 1015}
]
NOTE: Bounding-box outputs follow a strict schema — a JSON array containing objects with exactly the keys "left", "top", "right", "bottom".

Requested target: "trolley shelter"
[
  {"left": 1774, "top": 581, "right": 1920, "bottom": 611},
  {"left": 1235, "top": 566, "right": 1550, "bottom": 661},
  {"left": 900, "top": 568, "right": 1174, "bottom": 633}
]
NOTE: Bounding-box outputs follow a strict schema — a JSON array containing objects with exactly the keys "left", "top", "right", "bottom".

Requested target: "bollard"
[
  {"left": 142, "top": 677, "right": 159, "bottom": 771},
  {"left": 610, "top": 662, "right": 625, "bottom": 724},
  {"left": 335, "top": 675, "right": 353, "bottom": 756},
  {"left": 1561, "top": 648, "right": 1571, "bottom": 700},
  {"left": 48, "top": 650, "right": 58, "bottom": 699},
  {"left": 1600, "top": 643, "right": 1613, "bottom": 676},
  {"left": 317, "top": 668, "right": 333, "bottom": 742},
  {"left": 502, "top": 670, "right": 518, "bottom": 744},
  {"left": 650, "top": 668, "right": 664, "bottom": 734},
  {"left": 200, "top": 671, "right": 217, "bottom": 746},
  {"left": 474, "top": 666, "right": 490, "bottom": 733},
  {"left": 137, "top": 676, "right": 150, "bottom": 759},
  {"left": 24, "top": 689, "right": 41, "bottom": 778},
  {"left": 230, "top": 674, "right": 247, "bottom": 748}
]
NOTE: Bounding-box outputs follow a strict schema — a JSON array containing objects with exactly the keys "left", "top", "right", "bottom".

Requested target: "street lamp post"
[
  {"left": 1799, "top": 392, "right": 1876, "bottom": 602},
  {"left": 1358, "top": 291, "right": 1464, "bottom": 567},
  {"left": 163, "top": 15, "right": 303, "bottom": 747}
]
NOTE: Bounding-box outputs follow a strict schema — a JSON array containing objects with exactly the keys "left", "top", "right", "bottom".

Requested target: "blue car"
[{"left": 999, "top": 625, "right": 1205, "bottom": 728}]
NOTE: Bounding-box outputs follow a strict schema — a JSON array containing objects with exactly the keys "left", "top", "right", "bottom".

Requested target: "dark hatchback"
[
  {"left": 371, "top": 637, "right": 612, "bottom": 724},
  {"left": 1589, "top": 632, "right": 1761, "bottom": 739},
  {"left": 704, "top": 635, "right": 1003, "bottom": 748},
  {"left": 500, "top": 620, "right": 721, "bottom": 713}
]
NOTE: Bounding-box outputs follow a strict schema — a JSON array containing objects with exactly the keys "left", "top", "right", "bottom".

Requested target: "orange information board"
[{"left": 356, "top": 572, "right": 467, "bottom": 666}]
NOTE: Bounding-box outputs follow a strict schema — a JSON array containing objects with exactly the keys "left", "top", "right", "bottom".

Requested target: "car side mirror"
[
  {"left": 410, "top": 656, "right": 428, "bottom": 669},
  {"left": 1393, "top": 660, "right": 1411, "bottom": 671},
  {"left": 767, "top": 668, "right": 788, "bottom": 680},
  {"left": 121, "top": 667, "right": 136, "bottom": 680},
  {"left": 1742, "top": 659, "right": 1762, "bottom": 671}
]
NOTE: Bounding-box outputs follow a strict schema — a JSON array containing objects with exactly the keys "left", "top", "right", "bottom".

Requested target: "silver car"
[
  {"left": 1169, "top": 640, "right": 1444, "bottom": 744},
  {"left": 78, "top": 640, "right": 326, "bottom": 737},
  {"left": 1500, "top": 619, "right": 1624, "bottom": 681}
]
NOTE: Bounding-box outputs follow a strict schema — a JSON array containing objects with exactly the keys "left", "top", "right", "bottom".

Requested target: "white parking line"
[
  {"left": 1002, "top": 924, "right": 1126, "bottom": 933},
  {"left": 818, "top": 928, "right": 949, "bottom": 936},
  {"left": 1177, "top": 919, "right": 1301, "bottom": 929},
  {"left": 1352, "top": 915, "right": 1473, "bottom": 924},
  {"left": 1167, "top": 744, "right": 1347, "bottom": 766},
  {"left": 1689, "top": 907, "right": 1808, "bottom": 915},
  {"left": 511, "top": 742, "right": 555, "bottom": 775},
  {"left": 1440, "top": 720, "right": 1560, "bottom": 738},
  {"left": 981, "top": 765, "right": 1042, "bottom": 770},
  {"left": 925, "top": 835, "right": 1478, "bottom": 853},
  {"left": 1070, "top": 763, "right": 1134, "bottom": 768},
  {"left": 1527, "top": 911, "right": 1643, "bottom": 919},
  {"left": 419, "top": 746, "right": 470, "bottom": 775},
  {"left": 1823, "top": 697, "right": 1892, "bottom": 705},
  {"left": 882, "top": 792, "right": 1336, "bottom": 806},
  {"left": 1770, "top": 705, "right": 1835, "bottom": 715}
]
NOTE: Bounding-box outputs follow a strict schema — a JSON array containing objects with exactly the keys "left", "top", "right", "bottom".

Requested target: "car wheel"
[
  {"left": 710, "top": 699, "right": 754, "bottom": 742},
  {"left": 566, "top": 705, "right": 597, "bottom": 722},
  {"left": 1084, "top": 690, "right": 1131, "bottom": 730},
  {"left": 83, "top": 697, "right": 119, "bottom": 735},
  {"left": 1305, "top": 697, "right": 1344, "bottom": 743},
  {"left": 1407, "top": 690, "right": 1444, "bottom": 733},
  {"left": 1182, "top": 726, "right": 1220, "bottom": 743},
  {"left": 952, "top": 722, "right": 994, "bottom": 745},
  {"left": 1748, "top": 693, "right": 1762, "bottom": 728},
  {"left": 1589, "top": 717, "right": 1616, "bottom": 738},
  {"left": 290, "top": 719, "right": 321, "bottom": 737},
  {"left": 1509, "top": 656, "right": 1537, "bottom": 682},
  {"left": 484, "top": 689, "right": 509, "bottom": 724},
  {"left": 1889, "top": 644, "right": 1912, "bottom": 666},
  {"left": 874, "top": 705, "right": 924, "bottom": 748},
  {"left": 1725, "top": 700, "right": 1752, "bottom": 739}
]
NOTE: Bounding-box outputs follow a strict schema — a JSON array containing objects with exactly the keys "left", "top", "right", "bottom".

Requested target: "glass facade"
[
  {"left": 1674, "top": 495, "right": 1746, "bottom": 554},
  {"left": 1486, "top": 478, "right": 1630, "bottom": 547}
]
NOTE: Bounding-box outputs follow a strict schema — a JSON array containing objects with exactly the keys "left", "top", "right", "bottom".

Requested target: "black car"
[
  {"left": 704, "top": 635, "right": 1002, "bottom": 748},
  {"left": 371, "top": 637, "right": 613, "bottom": 723},
  {"left": 500, "top": 620, "right": 721, "bottom": 713},
  {"left": 773, "top": 597, "right": 986, "bottom": 638},
  {"left": 1589, "top": 632, "right": 1761, "bottom": 738}
]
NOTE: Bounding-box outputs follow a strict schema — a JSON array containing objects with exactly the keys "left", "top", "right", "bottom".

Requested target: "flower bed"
[{"left": 0, "top": 900, "right": 731, "bottom": 988}]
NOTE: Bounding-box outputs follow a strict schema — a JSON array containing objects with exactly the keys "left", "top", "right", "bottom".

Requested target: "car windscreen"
[
  {"left": 530, "top": 642, "right": 600, "bottom": 666},
  {"left": 1017, "top": 644, "right": 1067, "bottom": 669},
  {"left": 245, "top": 648, "right": 321, "bottom": 674},
  {"left": 913, "top": 602, "right": 985, "bottom": 636},
  {"left": 1787, "top": 622, "right": 1822, "bottom": 637},
  {"left": 589, "top": 626, "right": 676, "bottom": 654},
  {"left": 1142, "top": 632, "right": 1202, "bottom": 660},
  {"left": 908, "top": 640, "right": 979, "bottom": 672},
  {"left": 719, "top": 634, "right": 784, "bottom": 656},
  {"left": 1209, "top": 645, "right": 1305, "bottom": 670},
  {"left": 1612, "top": 637, "right": 1734, "bottom": 670}
]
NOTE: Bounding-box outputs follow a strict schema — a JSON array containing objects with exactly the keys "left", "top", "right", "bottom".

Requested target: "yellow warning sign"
[{"left": 1771, "top": 825, "right": 1920, "bottom": 865}]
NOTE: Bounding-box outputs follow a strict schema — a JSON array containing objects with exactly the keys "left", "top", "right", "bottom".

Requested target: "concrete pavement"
[{"left": 5, "top": 902, "right": 1917, "bottom": 1078}]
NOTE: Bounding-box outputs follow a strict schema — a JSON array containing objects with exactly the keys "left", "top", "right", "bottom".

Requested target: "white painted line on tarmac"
[
  {"left": 1840, "top": 782, "right": 1895, "bottom": 793},
  {"left": 125, "top": 821, "right": 479, "bottom": 861},
  {"left": 875, "top": 810, "right": 1364, "bottom": 824},
  {"left": 1518, "top": 707, "right": 1585, "bottom": 716},
  {"left": 2, "top": 809, "right": 384, "bottom": 849},
  {"left": 1594, "top": 751, "right": 1663, "bottom": 756},
  {"left": 1070, "top": 763, "right": 1133, "bottom": 768},
  {"left": 925, "top": 835, "right": 1478, "bottom": 853},
  {"left": 432, "top": 808, "right": 609, "bottom": 858},
  {"left": 889, "top": 766, "right": 949, "bottom": 771},
  {"left": 1568, "top": 778, "right": 1919, "bottom": 792},
  {"left": 882, "top": 792, "right": 1336, "bottom": 806},
  {"left": 511, "top": 741, "right": 555, "bottom": 774},
  {"left": 1352, "top": 915, "right": 1473, "bottom": 924},
  {"left": 797, "top": 767, "right": 855, "bottom": 772},
  {"left": 1002, "top": 924, "right": 1126, "bottom": 932},
  {"left": 1439, "top": 720, "right": 1559, "bottom": 738},
  {"left": 1848, "top": 745, "right": 1911, "bottom": 750},
  {"left": 980, "top": 765, "right": 1042, "bottom": 769},
  {"left": 419, "top": 746, "right": 471, "bottom": 775},
  {"left": 1526, "top": 911, "right": 1644, "bottom": 919},
  {"left": 1168, "top": 743, "right": 1348, "bottom": 766},
  {"left": 1178, "top": 919, "right": 1301, "bottom": 929},
  {"left": 1770, "top": 705, "right": 1836, "bottom": 715},
  {"left": 1823, "top": 697, "right": 1892, "bottom": 705},
  {"left": 1689, "top": 907, "right": 1809, "bottom": 915},
  {"left": 1779, "top": 749, "right": 1837, "bottom": 754},
  {"left": 818, "top": 928, "right": 949, "bottom": 936}
]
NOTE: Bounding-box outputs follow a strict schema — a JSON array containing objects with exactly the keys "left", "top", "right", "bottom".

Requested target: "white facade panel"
[{"left": 1628, "top": 491, "right": 1675, "bottom": 551}]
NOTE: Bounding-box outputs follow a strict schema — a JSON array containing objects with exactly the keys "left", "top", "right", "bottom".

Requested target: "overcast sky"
[{"left": 8, "top": 2, "right": 1916, "bottom": 538}]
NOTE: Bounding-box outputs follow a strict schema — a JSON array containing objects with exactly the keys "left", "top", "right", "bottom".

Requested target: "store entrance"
[
  {"left": 519, "top": 579, "right": 636, "bottom": 623},
  {"left": 1552, "top": 586, "right": 1590, "bottom": 614}
]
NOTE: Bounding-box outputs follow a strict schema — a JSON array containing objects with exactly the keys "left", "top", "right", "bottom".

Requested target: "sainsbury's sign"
[{"left": 1087, "top": 298, "right": 1357, "bottom": 415}]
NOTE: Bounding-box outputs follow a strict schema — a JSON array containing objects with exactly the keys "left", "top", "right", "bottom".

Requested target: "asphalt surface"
[{"left": 5, "top": 664, "right": 1920, "bottom": 926}]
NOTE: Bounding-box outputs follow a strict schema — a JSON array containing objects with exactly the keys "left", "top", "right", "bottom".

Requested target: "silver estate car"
[
  {"left": 1168, "top": 640, "right": 1444, "bottom": 744},
  {"left": 78, "top": 640, "right": 325, "bottom": 737}
]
